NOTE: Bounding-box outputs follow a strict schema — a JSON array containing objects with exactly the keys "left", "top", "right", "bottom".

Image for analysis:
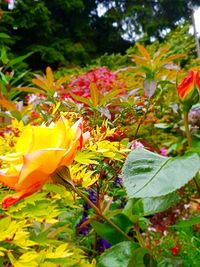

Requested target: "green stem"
[
  {"left": 183, "top": 112, "right": 192, "bottom": 147},
  {"left": 134, "top": 100, "right": 151, "bottom": 138},
  {"left": 134, "top": 222, "right": 146, "bottom": 248},
  {"left": 183, "top": 113, "right": 200, "bottom": 195},
  {"left": 193, "top": 171, "right": 200, "bottom": 196},
  {"left": 72, "top": 186, "right": 133, "bottom": 242}
]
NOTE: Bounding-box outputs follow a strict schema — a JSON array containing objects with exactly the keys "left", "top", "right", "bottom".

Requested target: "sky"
[{"left": 194, "top": 8, "right": 200, "bottom": 37}]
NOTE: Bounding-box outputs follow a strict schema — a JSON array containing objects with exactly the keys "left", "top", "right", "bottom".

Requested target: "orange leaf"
[
  {"left": 136, "top": 43, "right": 151, "bottom": 64},
  {"left": 0, "top": 96, "right": 17, "bottom": 111}
]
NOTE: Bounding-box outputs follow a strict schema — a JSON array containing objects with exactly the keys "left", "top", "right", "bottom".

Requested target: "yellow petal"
[
  {"left": 28, "top": 127, "right": 59, "bottom": 152},
  {"left": 18, "top": 148, "right": 67, "bottom": 186},
  {"left": 0, "top": 152, "right": 23, "bottom": 164},
  {"left": 15, "top": 126, "right": 33, "bottom": 153},
  {"left": 0, "top": 165, "right": 21, "bottom": 189},
  {"left": 61, "top": 140, "right": 81, "bottom": 166},
  {"left": 54, "top": 117, "right": 72, "bottom": 148}
]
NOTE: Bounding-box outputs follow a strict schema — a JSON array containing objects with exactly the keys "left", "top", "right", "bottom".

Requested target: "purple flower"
[
  {"left": 84, "top": 188, "right": 97, "bottom": 210},
  {"left": 76, "top": 214, "right": 91, "bottom": 235},
  {"left": 98, "top": 238, "right": 112, "bottom": 252},
  {"left": 114, "top": 176, "right": 123, "bottom": 186}
]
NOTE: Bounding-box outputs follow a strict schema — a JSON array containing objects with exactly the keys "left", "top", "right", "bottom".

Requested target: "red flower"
[
  {"left": 177, "top": 70, "right": 200, "bottom": 112},
  {"left": 170, "top": 244, "right": 181, "bottom": 256}
]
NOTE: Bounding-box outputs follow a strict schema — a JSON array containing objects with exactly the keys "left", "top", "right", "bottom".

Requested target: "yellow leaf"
[
  {"left": 46, "top": 66, "right": 54, "bottom": 88},
  {"left": 90, "top": 83, "right": 100, "bottom": 106},
  {"left": 0, "top": 95, "right": 17, "bottom": 111},
  {"left": 131, "top": 55, "right": 148, "bottom": 65},
  {"left": 15, "top": 86, "right": 45, "bottom": 94},
  {"left": 52, "top": 102, "right": 61, "bottom": 114},
  {"left": 57, "top": 75, "right": 70, "bottom": 87},
  {"left": 75, "top": 151, "right": 99, "bottom": 165},
  {"left": 46, "top": 244, "right": 73, "bottom": 259},
  {"left": 32, "top": 78, "right": 48, "bottom": 92}
]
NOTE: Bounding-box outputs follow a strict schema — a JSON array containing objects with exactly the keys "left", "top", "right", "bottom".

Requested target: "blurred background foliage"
[{"left": 0, "top": 0, "right": 199, "bottom": 70}]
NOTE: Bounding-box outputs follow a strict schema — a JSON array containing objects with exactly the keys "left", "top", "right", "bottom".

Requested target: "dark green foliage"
[
  {"left": 98, "top": 0, "right": 200, "bottom": 42},
  {"left": 1, "top": 0, "right": 199, "bottom": 69}
]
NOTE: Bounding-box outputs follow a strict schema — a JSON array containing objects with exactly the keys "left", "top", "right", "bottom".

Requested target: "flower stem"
[
  {"left": 183, "top": 113, "right": 200, "bottom": 195},
  {"left": 134, "top": 222, "right": 146, "bottom": 248},
  {"left": 193, "top": 171, "right": 200, "bottom": 196},
  {"left": 72, "top": 186, "right": 133, "bottom": 242},
  {"left": 183, "top": 112, "right": 192, "bottom": 147}
]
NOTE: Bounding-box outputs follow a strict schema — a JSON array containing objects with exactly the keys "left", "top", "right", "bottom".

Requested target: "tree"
[
  {"left": 0, "top": 0, "right": 130, "bottom": 69},
  {"left": 97, "top": 0, "right": 200, "bottom": 42},
  {"left": 0, "top": 0, "right": 199, "bottom": 69}
]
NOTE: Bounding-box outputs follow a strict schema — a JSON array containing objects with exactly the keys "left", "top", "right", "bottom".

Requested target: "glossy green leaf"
[
  {"left": 123, "top": 192, "right": 178, "bottom": 220},
  {"left": 127, "top": 248, "right": 156, "bottom": 267},
  {"left": 142, "top": 192, "right": 179, "bottom": 216},
  {"left": 122, "top": 148, "right": 200, "bottom": 198},
  {"left": 97, "top": 241, "right": 139, "bottom": 267},
  {"left": 91, "top": 214, "right": 132, "bottom": 245},
  {"left": 123, "top": 199, "right": 144, "bottom": 221}
]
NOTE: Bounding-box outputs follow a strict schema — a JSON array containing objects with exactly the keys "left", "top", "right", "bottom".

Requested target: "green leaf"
[
  {"left": 123, "top": 199, "right": 144, "bottom": 221},
  {"left": 157, "top": 257, "right": 183, "bottom": 267},
  {"left": 6, "top": 52, "right": 33, "bottom": 68},
  {"left": 91, "top": 214, "right": 132, "bottom": 245},
  {"left": 122, "top": 148, "right": 200, "bottom": 198},
  {"left": 127, "top": 248, "right": 156, "bottom": 267},
  {"left": 142, "top": 192, "right": 179, "bottom": 216},
  {"left": 171, "top": 215, "right": 200, "bottom": 228},
  {"left": 10, "top": 110, "right": 22, "bottom": 121},
  {"left": 0, "top": 33, "right": 11, "bottom": 39},
  {"left": 97, "top": 241, "right": 139, "bottom": 267},
  {"left": 0, "top": 47, "right": 9, "bottom": 65},
  {"left": 99, "top": 89, "right": 124, "bottom": 106},
  {"left": 69, "top": 92, "right": 93, "bottom": 107},
  {"left": 123, "top": 192, "right": 178, "bottom": 220},
  {"left": 154, "top": 123, "right": 173, "bottom": 129}
]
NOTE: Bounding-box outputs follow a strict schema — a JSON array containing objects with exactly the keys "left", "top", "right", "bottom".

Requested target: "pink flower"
[
  {"left": 60, "top": 67, "right": 126, "bottom": 102},
  {"left": 159, "top": 147, "right": 168, "bottom": 156},
  {"left": 131, "top": 141, "right": 144, "bottom": 150}
]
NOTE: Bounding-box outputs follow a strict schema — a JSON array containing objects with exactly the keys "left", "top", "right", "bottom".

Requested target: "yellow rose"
[{"left": 0, "top": 117, "right": 90, "bottom": 208}]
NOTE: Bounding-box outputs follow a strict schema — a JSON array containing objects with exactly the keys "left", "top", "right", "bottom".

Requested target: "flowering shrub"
[{"left": 59, "top": 67, "right": 127, "bottom": 100}]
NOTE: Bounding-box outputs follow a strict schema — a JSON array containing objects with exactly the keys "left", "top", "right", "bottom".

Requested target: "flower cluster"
[{"left": 60, "top": 67, "right": 126, "bottom": 100}]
